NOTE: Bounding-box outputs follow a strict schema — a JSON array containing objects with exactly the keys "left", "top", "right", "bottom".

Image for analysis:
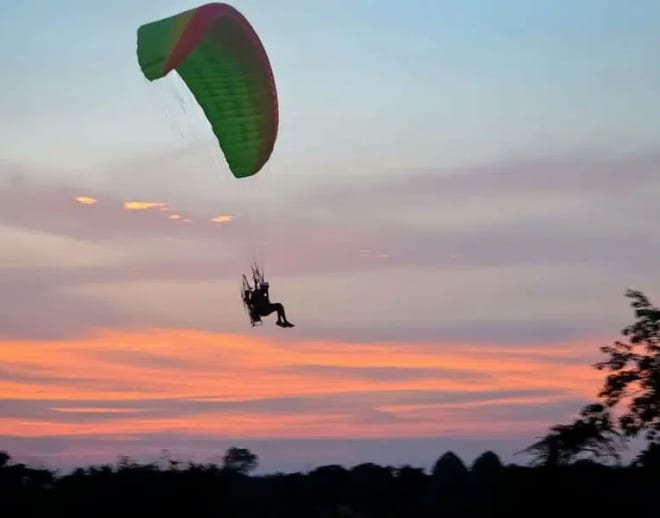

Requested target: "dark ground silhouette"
[
  {"left": 3, "top": 290, "right": 660, "bottom": 517},
  {"left": 2, "top": 447, "right": 660, "bottom": 517}
]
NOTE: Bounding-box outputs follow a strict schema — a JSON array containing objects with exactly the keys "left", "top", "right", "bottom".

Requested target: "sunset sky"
[{"left": 1, "top": 0, "right": 659, "bottom": 473}]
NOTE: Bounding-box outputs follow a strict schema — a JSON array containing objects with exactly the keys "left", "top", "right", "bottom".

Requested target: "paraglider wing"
[{"left": 136, "top": 3, "right": 278, "bottom": 178}]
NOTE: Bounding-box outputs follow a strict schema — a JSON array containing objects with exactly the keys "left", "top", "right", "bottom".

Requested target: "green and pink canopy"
[{"left": 136, "top": 3, "right": 278, "bottom": 178}]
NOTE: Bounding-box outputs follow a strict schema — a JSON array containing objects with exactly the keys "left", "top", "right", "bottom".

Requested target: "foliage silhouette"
[
  {"left": 2, "top": 444, "right": 657, "bottom": 517},
  {"left": 223, "top": 446, "right": 259, "bottom": 474},
  {"left": 595, "top": 289, "right": 660, "bottom": 440},
  {"left": 471, "top": 450, "right": 503, "bottom": 476},
  {"left": 523, "top": 289, "right": 660, "bottom": 468},
  {"left": 521, "top": 403, "right": 623, "bottom": 466},
  {"left": 431, "top": 451, "right": 467, "bottom": 478}
]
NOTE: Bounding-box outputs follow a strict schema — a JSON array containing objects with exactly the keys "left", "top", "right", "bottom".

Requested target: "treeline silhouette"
[
  {"left": 2, "top": 447, "right": 660, "bottom": 517},
  {"left": 2, "top": 289, "right": 660, "bottom": 517}
]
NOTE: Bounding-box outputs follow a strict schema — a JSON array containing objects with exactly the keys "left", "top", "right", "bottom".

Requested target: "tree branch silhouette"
[{"left": 523, "top": 289, "right": 660, "bottom": 466}]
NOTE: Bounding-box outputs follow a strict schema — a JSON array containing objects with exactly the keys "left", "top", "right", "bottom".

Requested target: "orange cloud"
[
  {"left": 124, "top": 201, "right": 166, "bottom": 210},
  {"left": 49, "top": 407, "right": 145, "bottom": 414},
  {"left": 168, "top": 214, "right": 182, "bottom": 220},
  {"left": 75, "top": 196, "right": 97, "bottom": 205},
  {"left": 0, "top": 329, "right": 605, "bottom": 439},
  {"left": 211, "top": 215, "right": 233, "bottom": 223}
]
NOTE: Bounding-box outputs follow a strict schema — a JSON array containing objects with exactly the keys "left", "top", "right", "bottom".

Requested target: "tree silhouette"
[
  {"left": 431, "top": 451, "right": 467, "bottom": 478},
  {"left": 595, "top": 289, "right": 660, "bottom": 441},
  {"left": 222, "top": 447, "right": 258, "bottom": 474},
  {"left": 0, "top": 451, "right": 10, "bottom": 468},
  {"left": 633, "top": 442, "right": 660, "bottom": 470},
  {"left": 471, "top": 451, "right": 503, "bottom": 476},
  {"left": 522, "top": 290, "right": 660, "bottom": 466},
  {"left": 522, "top": 403, "right": 623, "bottom": 466},
  {"left": 430, "top": 452, "right": 469, "bottom": 514},
  {"left": 1, "top": 443, "right": 659, "bottom": 516}
]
